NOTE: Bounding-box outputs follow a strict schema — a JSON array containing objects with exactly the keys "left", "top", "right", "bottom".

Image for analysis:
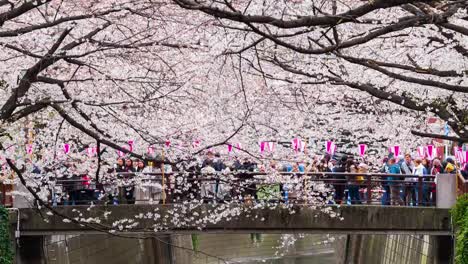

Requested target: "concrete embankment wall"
[
  {"left": 13, "top": 233, "right": 453, "bottom": 264},
  {"left": 14, "top": 234, "right": 175, "bottom": 264},
  {"left": 337, "top": 234, "right": 453, "bottom": 264},
  {"left": 14, "top": 234, "right": 334, "bottom": 264}
]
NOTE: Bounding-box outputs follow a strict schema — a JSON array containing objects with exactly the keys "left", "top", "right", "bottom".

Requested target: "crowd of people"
[
  {"left": 63, "top": 150, "right": 464, "bottom": 207},
  {"left": 308, "top": 153, "right": 461, "bottom": 206},
  {"left": 2, "top": 149, "right": 467, "bottom": 207}
]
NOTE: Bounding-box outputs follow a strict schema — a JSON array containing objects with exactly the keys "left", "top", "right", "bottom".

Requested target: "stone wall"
[
  {"left": 337, "top": 234, "right": 453, "bottom": 264},
  {"left": 14, "top": 233, "right": 453, "bottom": 264},
  {"left": 16, "top": 234, "right": 173, "bottom": 264}
]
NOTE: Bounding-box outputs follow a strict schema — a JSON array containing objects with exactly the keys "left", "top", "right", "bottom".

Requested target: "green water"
[{"left": 193, "top": 234, "right": 337, "bottom": 264}]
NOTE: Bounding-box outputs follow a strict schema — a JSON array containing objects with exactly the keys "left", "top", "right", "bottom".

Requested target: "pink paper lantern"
[
  {"left": 259, "top": 141, "right": 266, "bottom": 153},
  {"left": 359, "top": 144, "right": 367, "bottom": 157},
  {"left": 326, "top": 141, "right": 333, "bottom": 153},
  {"left": 63, "top": 144, "right": 70, "bottom": 154},
  {"left": 267, "top": 142, "right": 275, "bottom": 152},
  {"left": 417, "top": 146, "right": 425, "bottom": 158},
  {"left": 292, "top": 138, "right": 304, "bottom": 152},
  {"left": 389, "top": 146, "right": 400, "bottom": 157},
  {"left": 426, "top": 145, "right": 435, "bottom": 160}
]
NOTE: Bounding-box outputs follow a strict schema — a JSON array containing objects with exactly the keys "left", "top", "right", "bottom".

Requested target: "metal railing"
[
  {"left": 2, "top": 171, "right": 455, "bottom": 207},
  {"left": 35, "top": 172, "right": 438, "bottom": 207}
]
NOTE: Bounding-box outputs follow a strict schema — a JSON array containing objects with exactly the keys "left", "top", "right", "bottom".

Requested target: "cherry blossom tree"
[
  {"left": 173, "top": 0, "right": 468, "bottom": 144},
  {"left": 0, "top": 0, "right": 335, "bottom": 238},
  {"left": 3, "top": 0, "right": 465, "bottom": 175},
  {"left": 1, "top": 1, "right": 466, "bottom": 258}
]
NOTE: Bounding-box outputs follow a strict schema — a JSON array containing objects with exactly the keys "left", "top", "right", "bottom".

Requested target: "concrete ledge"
[{"left": 12, "top": 205, "right": 452, "bottom": 236}]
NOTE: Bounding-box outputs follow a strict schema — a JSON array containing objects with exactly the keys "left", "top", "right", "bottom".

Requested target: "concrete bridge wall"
[
  {"left": 335, "top": 234, "right": 453, "bottom": 264},
  {"left": 14, "top": 234, "right": 188, "bottom": 264},
  {"left": 11, "top": 205, "right": 452, "bottom": 235},
  {"left": 13, "top": 233, "right": 453, "bottom": 264}
]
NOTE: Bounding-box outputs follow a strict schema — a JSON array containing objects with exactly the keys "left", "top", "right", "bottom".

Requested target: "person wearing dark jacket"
[
  {"left": 136, "top": 160, "right": 145, "bottom": 172},
  {"left": 461, "top": 163, "right": 468, "bottom": 180},
  {"left": 380, "top": 157, "right": 391, "bottom": 205},
  {"left": 202, "top": 151, "right": 215, "bottom": 169},
  {"left": 212, "top": 153, "right": 227, "bottom": 201},
  {"left": 212, "top": 153, "right": 226, "bottom": 171},
  {"left": 332, "top": 156, "right": 347, "bottom": 204},
  {"left": 122, "top": 159, "right": 136, "bottom": 204},
  {"left": 107, "top": 158, "right": 125, "bottom": 174}
]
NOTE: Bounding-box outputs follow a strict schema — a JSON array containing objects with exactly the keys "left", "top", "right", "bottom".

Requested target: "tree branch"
[{"left": 411, "top": 130, "right": 468, "bottom": 143}]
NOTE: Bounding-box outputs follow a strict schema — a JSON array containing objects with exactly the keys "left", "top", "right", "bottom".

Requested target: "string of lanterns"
[{"left": 22, "top": 138, "right": 466, "bottom": 165}]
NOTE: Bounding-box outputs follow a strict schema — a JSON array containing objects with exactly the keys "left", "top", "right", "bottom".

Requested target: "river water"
[
  {"left": 34, "top": 233, "right": 438, "bottom": 263},
  {"left": 192, "top": 234, "right": 339, "bottom": 264}
]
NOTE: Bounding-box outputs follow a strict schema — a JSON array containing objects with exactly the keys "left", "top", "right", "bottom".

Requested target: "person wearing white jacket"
[
  {"left": 408, "top": 159, "right": 425, "bottom": 206},
  {"left": 135, "top": 163, "right": 163, "bottom": 204}
]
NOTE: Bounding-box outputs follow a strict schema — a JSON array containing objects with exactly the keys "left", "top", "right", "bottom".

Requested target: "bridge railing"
[
  {"left": 41, "top": 172, "right": 440, "bottom": 206},
  {"left": 457, "top": 173, "right": 468, "bottom": 194}
]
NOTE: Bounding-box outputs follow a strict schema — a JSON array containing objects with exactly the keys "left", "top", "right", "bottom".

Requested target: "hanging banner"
[
  {"left": 330, "top": 143, "right": 337, "bottom": 155},
  {"left": 291, "top": 138, "right": 304, "bottom": 152},
  {"left": 456, "top": 150, "right": 463, "bottom": 163},
  {"left": 325, "top": 141, "right": 336, "bottom": 155},
  {"left": 63, "top": 144, "right": 70, "bottom": 154},
  {"left": 128, "top": 140, "right": 134, "bottom": 152},
  {"left": 426, "top": 145, "right": 435, "bottom": 160},
  {"left": 417, "top": 146, "right": 425, "bottom": 158},
  {"left": 267, "top": 142, "right": 275, "bottom": 152},
  {"left": 326, "top": 141, "right": 333, "bottom": 154},
  {"left": 235, "top": 143, "right": 242, "bottom": 150},
  {"left": 227, "top": 144, "right": 233, "bottom": 152},
  {"left": 359, "top": 144, "right": 367, "bottom": 157},
  {"left": 389, "top": 146, "right": 400, "bottom": 157},
  {"left": 455, "top": 147, "right": 463, "bottom": 164},
  {"left": 165, "top": 140, "right": 171, "bottom": 148},
  {"left": 259, "top": 141, "right": 267, "bottom": 153},
  {"left": 303, "top": 140, "right": 308, "bottom": 153}
]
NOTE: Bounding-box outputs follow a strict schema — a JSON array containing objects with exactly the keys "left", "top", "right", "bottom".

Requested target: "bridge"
[
  {"left": 3, "top": 172, "right": 458, "bottom": 264},
  {"left": 10, "top": 205, "right": 451, "bottom": 236},
  {"left": 2, "top": 172, "right": 460, "bottom": 237}
]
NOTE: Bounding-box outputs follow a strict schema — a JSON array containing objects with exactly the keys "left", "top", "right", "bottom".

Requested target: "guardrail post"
[
  {"left": 1, "top": 183, "right": 5, "bottom": 205},
  {"left": 418, "top": 177, "right": 423, "bottom": 206},
  {"left": 436, "top": 174, "right": 456, "bottom": 208},
  {"left": 366, "top": 174, "right": 371, "bottom": 205}
]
